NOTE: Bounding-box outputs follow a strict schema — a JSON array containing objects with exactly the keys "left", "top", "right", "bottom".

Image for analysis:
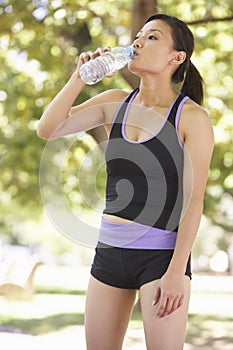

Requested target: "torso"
[{"left": 102, "top": 89, "right": 198, "bottom": 224}]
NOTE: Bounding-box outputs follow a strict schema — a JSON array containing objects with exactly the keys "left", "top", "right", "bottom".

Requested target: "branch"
[{"left": 187, "top": 16, "right": 233, "bottom": 25}]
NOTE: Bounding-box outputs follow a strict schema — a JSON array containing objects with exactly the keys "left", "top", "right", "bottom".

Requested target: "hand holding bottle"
[
  {"left": 77, "top": 46, "right": 134, "bottom": 85},
  {"left": 76, "top": 47, "right": 116, "bottom": 83}
]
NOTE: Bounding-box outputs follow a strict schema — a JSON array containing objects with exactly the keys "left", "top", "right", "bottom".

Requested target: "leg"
[
  {"left": 140, "top": 276, "right": 191, "bottom": 350},
  {"left": 85, "top": 276, "right": 137, "bottom": 350}
]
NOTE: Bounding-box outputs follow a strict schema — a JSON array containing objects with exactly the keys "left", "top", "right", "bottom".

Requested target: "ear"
[{"left": 170, "top": 51, "right": 186, "bottom": 66}]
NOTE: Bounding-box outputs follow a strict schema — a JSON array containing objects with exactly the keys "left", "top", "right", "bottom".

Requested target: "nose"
[{"left": 133, "top": 37, "right": 143, "bottom": 49}]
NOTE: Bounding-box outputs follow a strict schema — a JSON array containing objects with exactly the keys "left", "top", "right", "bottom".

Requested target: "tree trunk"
[
  {"left": 121, "top": 0, "right": 158, "bottom": 88},
  {"left": 131, "top": 0, "right": 158, "bottom": 40}
]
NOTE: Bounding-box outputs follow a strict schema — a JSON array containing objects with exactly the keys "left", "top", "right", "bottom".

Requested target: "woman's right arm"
[
  {"left": 37, "top": 70, "right": 86, "bottom": 139},
  {"left": 37, "top": 48, "right": 126, "bottom": 139}
]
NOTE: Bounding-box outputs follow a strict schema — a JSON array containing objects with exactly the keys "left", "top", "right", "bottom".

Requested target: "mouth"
[{"left": 132, "top": 51, "right": 139, "bottom": 58}]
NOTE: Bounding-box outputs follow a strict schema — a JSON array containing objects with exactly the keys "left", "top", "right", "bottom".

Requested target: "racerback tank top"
[{"left": 103, "top": 88, "right": 189, "bottom": 232}]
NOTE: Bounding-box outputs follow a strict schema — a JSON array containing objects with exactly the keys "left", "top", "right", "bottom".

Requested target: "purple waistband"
[{"left": 98, "top": 217, "right": 177, "bottom": 249}]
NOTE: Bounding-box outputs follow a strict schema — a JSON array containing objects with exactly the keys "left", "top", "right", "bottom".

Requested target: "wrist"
[
  {"left": 70, "top": 70, "right": 86, "bottom": 88},
  {"left": 166, "top": 265, "right": 186, "bottom": 276},
  {"left": 166, "top": 258, "right": 187, "bottom": 276}
]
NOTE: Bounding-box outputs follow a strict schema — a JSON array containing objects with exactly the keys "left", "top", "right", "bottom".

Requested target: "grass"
[
  {"left": 186, "top": 314, "right": 233, "bottom": 349},
  {"left": 0, "top": 313, "right": 84, "bottom": 335},
  {"left": 36, "top": 286, "right": 86, "bottom": 295},
  {"left": 1, "top": 294, "right": 233, "bottom": 348},
  {"left": 0, "top": 266, "right": 232, "bottom": 349}
]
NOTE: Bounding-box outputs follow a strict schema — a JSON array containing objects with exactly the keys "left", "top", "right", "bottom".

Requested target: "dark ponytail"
[
  {"left": 181, "top": 61, "right": 204, "bottom": 105},
  {"left": 145, "top": 14, "right": 204, "bottom": 105}
]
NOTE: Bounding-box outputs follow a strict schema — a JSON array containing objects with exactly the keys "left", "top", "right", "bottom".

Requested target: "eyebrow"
[{"left": 138, "top": 29, "right": 164, "bottom": 36}]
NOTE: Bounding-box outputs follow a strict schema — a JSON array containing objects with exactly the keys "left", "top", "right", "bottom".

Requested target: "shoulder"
[
  {"left": 100, "top": 89, "right": 130, "bottom": 124},
  {"left": 182, "top": 98, "right": 210, "bottom": 124},
  {"left": 93, "top": 89, "right": 129, "bottom": 116},
  {"left": 98, "top": 89, "right": 129, "bottom": 104},
  {"left": 180, "top": 98, "right": 214, "bottom": 144}
]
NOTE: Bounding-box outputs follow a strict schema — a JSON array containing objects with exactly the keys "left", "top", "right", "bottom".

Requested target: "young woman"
[{"left": 37, "top": 14, "right": 214, "bottom": 350}]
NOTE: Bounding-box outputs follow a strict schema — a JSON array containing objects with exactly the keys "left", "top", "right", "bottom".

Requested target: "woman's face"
[{"left": 128, "top": 19, "right": 177, "bottom": 77}]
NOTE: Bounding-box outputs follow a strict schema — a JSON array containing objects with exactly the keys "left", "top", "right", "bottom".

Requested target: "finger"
[
  {"left": 103, "top": 46, "right": 112, "bottom": 52},
  {"left": 177, "top": 295, "right": 184, "bottom": 309},
  {"left": 152, "top": 287, "right": 161, "bottom": 306},
  {"left": 79, "top": 51, "right": 92, "bottom": 64},
  {"left": 92, "top": 47, "right": 107, "bottom": 59},
  {"left": 106, "top": 72, "right": 117, "bottom": 78},
  {"left": 79, "top": 47, "right": 112, "bottom": 65},
  {"left": 162, "top": 297, "right": 175, "bottom": 316},
  {"left": 166, "top": 294, "right": 184, "bottom": 316},
  {"left": 156, "top": 296, "right": 168, "bottom": 318},
  {"left": 167, "top": 297, "right": 180, "bottom": 315}
]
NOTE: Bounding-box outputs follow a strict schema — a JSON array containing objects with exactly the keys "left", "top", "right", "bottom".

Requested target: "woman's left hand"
[{"left": 152, "top": 271, "right": 186, "bottom": 318}]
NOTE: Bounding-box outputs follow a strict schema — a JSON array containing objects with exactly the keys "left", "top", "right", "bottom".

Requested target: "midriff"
[{"left": 103, "top": 213, "right": 133, "bottom": 224}]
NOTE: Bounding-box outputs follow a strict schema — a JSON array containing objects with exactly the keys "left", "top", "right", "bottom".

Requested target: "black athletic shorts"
[{"left": 91, "top": 242, "right": 192, "bottom": 289}]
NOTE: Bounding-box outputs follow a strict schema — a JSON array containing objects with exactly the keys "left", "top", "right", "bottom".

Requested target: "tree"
[{"left": 0, "top": 0, "right": 232, "bottom": 251}]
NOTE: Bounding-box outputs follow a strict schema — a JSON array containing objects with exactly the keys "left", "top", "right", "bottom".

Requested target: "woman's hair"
[{"left": 145, "top": 14, "right": 203, "bottom": 105}]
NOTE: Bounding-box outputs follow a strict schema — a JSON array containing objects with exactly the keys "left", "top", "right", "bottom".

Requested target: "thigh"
[
  {"left": 85, "top": 276, "right": 137, "bottom": 350},
  {"left": 140, "top": 276, "right": 191, "bottom": 350}
]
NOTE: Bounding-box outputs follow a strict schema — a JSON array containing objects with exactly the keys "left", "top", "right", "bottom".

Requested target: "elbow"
[
  {"left": 37, "top": 118, "right": 65, "bottom": 139},
  {"left": 37, "top": 128, "right": 59, "bottom": 140},
  {"left": 37, "top": 126, "right": 50, "bottom": 140}
]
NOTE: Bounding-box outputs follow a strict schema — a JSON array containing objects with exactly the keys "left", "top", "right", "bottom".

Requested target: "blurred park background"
[{"left": 0, "top": 0, "right": 233, "bottom": 349}]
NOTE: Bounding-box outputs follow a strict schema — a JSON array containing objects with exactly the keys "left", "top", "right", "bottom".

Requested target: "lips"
[{"left": 132, "top": 51, "right": 139, "bottom": 58}]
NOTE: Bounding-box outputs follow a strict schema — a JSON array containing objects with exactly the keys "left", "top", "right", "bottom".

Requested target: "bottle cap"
[{"left": 125, "top": 46, "right": 135, "bottom": 58}]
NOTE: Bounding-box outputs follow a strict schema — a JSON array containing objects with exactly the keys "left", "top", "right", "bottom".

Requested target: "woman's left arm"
[{"left": 153, "top": 106, "right": 214, "bottom": 318}]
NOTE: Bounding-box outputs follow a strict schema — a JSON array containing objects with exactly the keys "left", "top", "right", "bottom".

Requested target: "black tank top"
[{"left": 103, "top": 88, "right": 189, "bottom": 231}]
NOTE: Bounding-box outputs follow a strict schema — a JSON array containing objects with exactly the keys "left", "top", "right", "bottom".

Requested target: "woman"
[{"left": 37, "top": 14, "right": 214, "bottom": 350}]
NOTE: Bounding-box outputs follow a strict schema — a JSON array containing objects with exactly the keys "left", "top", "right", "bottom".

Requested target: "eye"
[
  {"left": 148, "top": 35, "right": 158, "bottom": 40},
  {"left": 134, "top": 35, "right": 140, "bottom": 41}
]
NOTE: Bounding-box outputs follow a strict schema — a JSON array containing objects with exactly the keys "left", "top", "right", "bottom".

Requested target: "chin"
[{"left": 128, "top": 63, "right": 143, "bottom": 77}]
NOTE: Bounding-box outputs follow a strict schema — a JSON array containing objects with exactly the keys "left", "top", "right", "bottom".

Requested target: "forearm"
[
  {"left": 37, "top": 72, "right": 85, "bottom": 139},
  {"left": 167, "top": 197, "right": 204, "bottom": 275}
]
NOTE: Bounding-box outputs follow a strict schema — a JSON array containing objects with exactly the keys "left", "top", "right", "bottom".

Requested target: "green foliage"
[
  {"left": 194, "top": 20, "right": 233, "bottom": 232},
  {"left": 0, "top": 0, "right": 132, "bottom": 243},
  {"left": 0, "top": 0, "right": 232, "bottom": 250}
]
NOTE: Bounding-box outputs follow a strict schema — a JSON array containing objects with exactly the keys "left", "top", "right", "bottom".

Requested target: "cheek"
[
  {"left": 128, "top": 49, "right": 170, "bottom": 73},
  {"left": 151, "top": 49, "right": 172, "bottom": 67}
]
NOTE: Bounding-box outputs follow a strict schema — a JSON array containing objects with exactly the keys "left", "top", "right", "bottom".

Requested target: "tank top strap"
[
  {"left": 167, "top": 92, "right": 188, "bottom": 126},
  {"left": 109, "top": 88, "right": 139, "bottom": 139},
  {"left": 115, "top": 88, "right": 139, "bottom": 123},
  {"left": 109, "top": 89, "right": 188, "bottom": 139}
]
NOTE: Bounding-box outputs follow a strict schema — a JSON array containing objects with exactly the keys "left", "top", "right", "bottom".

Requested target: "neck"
[{"left": 136, "top": 75, "right": 178, "bottom": 108}]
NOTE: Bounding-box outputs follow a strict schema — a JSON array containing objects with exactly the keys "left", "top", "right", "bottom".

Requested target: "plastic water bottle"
[{"left": 79, "top": 46, "right": 134, "bottom": 85}]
